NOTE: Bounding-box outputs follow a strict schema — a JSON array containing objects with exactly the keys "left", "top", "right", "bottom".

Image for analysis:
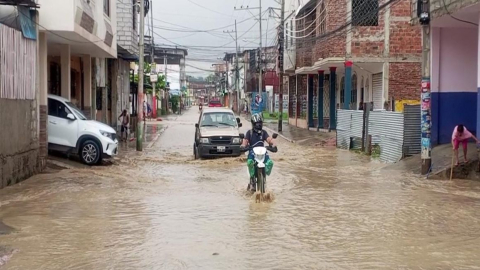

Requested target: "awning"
[{"left": 294, "top": 57, "right": 386, "bottom": 75}]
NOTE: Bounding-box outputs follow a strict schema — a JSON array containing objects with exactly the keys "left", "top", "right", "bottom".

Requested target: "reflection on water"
[{"left": 2, "top": 109, "right": 480, "bottom": 269}]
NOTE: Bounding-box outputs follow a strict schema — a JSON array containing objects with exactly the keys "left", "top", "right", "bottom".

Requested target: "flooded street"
[{"left": 2, "top": 108, "right": 480, "bottom": 269}]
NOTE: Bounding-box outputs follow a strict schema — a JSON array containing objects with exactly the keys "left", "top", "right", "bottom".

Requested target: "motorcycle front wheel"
[{"left": 257, "top": 168, "right": 266, "bottom": 194}]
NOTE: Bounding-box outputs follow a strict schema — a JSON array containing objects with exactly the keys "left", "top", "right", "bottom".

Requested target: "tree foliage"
[{"left": 133, "top": 62, "right": 167, "bottom": 100}]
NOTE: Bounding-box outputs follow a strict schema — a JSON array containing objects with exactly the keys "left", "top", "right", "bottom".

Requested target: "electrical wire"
[
  {"left": 441, "top": 0, "right": 478, "bottom": 26},
  {"left": 186, "top": 0, "right": 235, "bottom": 18},
  {"left": 291, "top": 0, "right": 323, "bottom": 21}
]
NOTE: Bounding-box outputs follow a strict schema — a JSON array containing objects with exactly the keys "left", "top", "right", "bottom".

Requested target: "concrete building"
[
  {"left": 286, "top": 0, "right": 422, "bottom": 129},
  {"left": 411, "top": 0, "right": 479, "bottom": 145},
  {"left": 0, "top": 2, "right": 43, "bottom": 189},
  {"left": 37, "top": 0, "right": 117, "bottom": 123},
  {"left": 113, "top": 0, "right": 138, "bottom": 130}
]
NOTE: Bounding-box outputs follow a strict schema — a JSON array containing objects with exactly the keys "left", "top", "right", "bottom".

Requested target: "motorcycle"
[{"left": 240, "top": 133, "right": 278, "bottom": 195}]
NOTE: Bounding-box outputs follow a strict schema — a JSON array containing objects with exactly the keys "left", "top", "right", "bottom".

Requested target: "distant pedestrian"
[
  {"left": 143, "top": 101, "right": 147, "bottom": 122},
  {"left": 452, "top": 124, "right": 479, "bottom": 166},
  {"left": 118, "top": 109, "right": 130, "bottom": 142},
  {"left": 147, "top": 102, "right": 152, "bottom": 120}
]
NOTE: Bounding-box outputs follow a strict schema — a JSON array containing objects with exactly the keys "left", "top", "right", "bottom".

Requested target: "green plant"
[
  {"left": 169, "top": 95, "right": 180, "bottom": 113},
  {"left": 371, "top": 144, "right": 381, "bottom": 158}
]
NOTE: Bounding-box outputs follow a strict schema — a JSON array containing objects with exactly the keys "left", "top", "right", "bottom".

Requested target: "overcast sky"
[{"left": 149, "top": 0, "right": 283, "bottom": 87}]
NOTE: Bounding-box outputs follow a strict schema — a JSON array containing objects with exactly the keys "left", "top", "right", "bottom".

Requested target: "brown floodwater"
[{"left": 1, "top": 108, "right": 480, "bottom": 270}]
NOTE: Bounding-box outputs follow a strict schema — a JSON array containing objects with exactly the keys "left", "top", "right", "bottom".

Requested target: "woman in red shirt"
[{"left": 452, "top": 124, "right": 479, "bottom": 166}]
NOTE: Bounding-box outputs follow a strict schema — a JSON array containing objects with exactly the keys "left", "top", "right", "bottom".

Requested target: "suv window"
[{"left": 48, "top": 99, "right": 72, "bottom": 119}]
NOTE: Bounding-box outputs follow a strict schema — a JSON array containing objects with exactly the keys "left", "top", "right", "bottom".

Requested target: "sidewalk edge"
[{"left": 263, "top": 127, "right": 295, "bottom": 143}]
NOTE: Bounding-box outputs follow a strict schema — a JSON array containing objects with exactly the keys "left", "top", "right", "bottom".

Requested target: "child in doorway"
[{"left": 452, "top": 124, "right": 479, "bottom": 166}]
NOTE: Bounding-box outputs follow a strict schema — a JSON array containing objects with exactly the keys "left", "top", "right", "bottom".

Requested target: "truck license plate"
[{"left": 217, "top": 146, "right": 226, "bottom": 152}]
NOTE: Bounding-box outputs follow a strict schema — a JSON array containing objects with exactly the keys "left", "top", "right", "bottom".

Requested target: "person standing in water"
[
  {"left": 118, "top": 109, "right": 130, "bottom": 142},
  {"left": 452, "top": 124, "right": 479, "bottom": 166}
]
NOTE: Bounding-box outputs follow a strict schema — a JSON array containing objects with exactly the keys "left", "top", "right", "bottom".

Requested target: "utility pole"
[
  {"left": 277, "top": 0, "right": 285, "bottom": 131},
  {"left": 150, "top": 0, "right": 156, "bottom": 119},
  {"left": 419, "top": 0, "right": 431, "bottom": 175},
  {"left": 235, "top": 21, "right": 240, "bottom": 114},
  {"left": 234, "top": 1, "right": 263, "bottom": 105},
  {"left": 164, "top": 54, "right": 168, "bottom": 113},
  {"left": 137, "top": 0, "right": 145, "bottom": 151},
  {"left": 224, "top": 21, "right": 241, "bottom": 114},
  {"left": 259, "top": 0, "right": 263, "bottom": 99}
]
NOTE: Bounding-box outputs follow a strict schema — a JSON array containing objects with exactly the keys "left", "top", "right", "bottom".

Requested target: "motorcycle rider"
[{"left": 240, "top": 113, "right": 275, "bottom": 191}]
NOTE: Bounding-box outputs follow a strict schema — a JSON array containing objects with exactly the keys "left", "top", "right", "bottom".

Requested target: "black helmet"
[{"left": 251, "top": 113, "right": 263, "bottom": 134}]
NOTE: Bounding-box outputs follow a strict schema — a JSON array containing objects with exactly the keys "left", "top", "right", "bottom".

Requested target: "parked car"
[
  {"left": 194, "top": 108, "right": 243, "bottom": 159},
  {"left": 208, "top": 99, "right": 223, "bottom": 107},
  {"left": 47, "top": 94, "right": 118, "bottom": 165}
]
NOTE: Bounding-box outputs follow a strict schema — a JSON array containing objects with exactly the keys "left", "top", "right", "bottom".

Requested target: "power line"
[{"left": 186, "top": 0, "right": 235, "bottom": 18}]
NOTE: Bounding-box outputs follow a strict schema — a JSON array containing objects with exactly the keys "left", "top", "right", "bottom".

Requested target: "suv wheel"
[{"left": 80, "top": 140, "right": 101, "bottom": 165}]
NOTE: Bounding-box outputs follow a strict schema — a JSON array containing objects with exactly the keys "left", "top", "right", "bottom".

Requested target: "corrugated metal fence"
[
  {"left": 0, "top": 24, "right": 36, "bottom": 100},
  {"left": 337, "top": 109, "right": 408, "bottom": 163},
  {"left": 337, "top": 110, "right": 364, "bottom": 150},
  {"left": 369, "top": 111, "right": 404, "bottom": 163},
  {"left": 403, "top": 104, "right": 421, "bottom": 156}
]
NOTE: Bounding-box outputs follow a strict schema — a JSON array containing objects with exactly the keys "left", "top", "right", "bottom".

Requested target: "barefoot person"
[{"left": 452, "top": 124, "right": 479, "bottom": 166}]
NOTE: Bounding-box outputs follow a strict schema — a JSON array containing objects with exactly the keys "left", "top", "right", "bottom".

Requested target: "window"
[
  {"left": 352, "top": 0, "right": 378, "bottom": 26},
  {"left": 201, "top": 112, "right": 237, "bottom": 127},
  {"left": 351, "top": 74, "right": 357, "bottom": 109},
  {"left": 290, "top": 20, "right": 293, "bottom": 46},
  {"left": 66, "top": 102, "right": 88, "bottom": 120},
  {"left": 103, "top": 0, "right": 110, "bottom": 16},
  {"left": 340, "top": 77, "right": 345, "bottom": 105},
  {"left": 286, "top": 23, "right": 289, "bottom": 49},
  {"left": 48, "top": 99, "right": 72, "bottom": 119},
  {"left": 319, "top": 3, "right": 326, "bottom": 35},
  {"left": 132, "top": 0, "right": 137, "bottom": 30}
]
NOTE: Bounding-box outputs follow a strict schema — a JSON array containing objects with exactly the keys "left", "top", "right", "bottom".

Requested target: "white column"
[
  {"left": 60, "top": 44, "right": 71, "bottom": 100},
  {"left": 82, "top": 55, "right": 92, "bottom": 115}
]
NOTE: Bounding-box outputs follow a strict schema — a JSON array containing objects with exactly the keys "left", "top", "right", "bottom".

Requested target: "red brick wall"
[
  {"left": 351, "top": 0, "right": 386, "bottom": 57},
  {"left": 296, "top": 11, "right": 316, "bottom": 68},
  {"left": 389, "top": 62, "right": 421, "bottom": 100},
  {"left": 389, "top": 0, "right": 422, "bottom": 57},
  {"left": 313, "top": 0, "right": 347, "bottom": 61}
]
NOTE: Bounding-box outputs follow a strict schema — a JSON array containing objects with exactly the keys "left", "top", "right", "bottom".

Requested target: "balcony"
[{"left": 38, "top": 0, "right": 116, "bottom": 57}]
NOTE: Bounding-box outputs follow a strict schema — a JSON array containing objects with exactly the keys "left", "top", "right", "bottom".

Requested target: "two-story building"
[
  {"left": 285, "top": 0, "right": 422, "bottom": 130},
  {"left": 37, "top": 0, "right": 118, "bottom": 124},
  {"left": 411, "top": 0, "right": 479, "bottom": 145}
]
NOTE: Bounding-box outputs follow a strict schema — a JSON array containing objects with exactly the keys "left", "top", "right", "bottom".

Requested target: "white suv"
[{"left": 47, "top": 94, "right": 118, "bottom": 165}]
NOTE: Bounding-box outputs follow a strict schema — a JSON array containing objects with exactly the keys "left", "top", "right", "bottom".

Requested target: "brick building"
[{"left": 284, "top": 0, "right": 422, "bottom": 129}]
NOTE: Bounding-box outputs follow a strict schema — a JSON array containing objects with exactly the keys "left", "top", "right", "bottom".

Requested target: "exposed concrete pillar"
[
  {"left": 38, "top": 23, "right": 48, "bottom": 169},
  {"left": 295, "top": 74, "right": 298, "bottom": 125},
  {"left": 39, "top": 32, "right": 48, "bottom": 107},
  {"left": 102, "top": 58, "right": 108, "bottom": 124},
  {"left": 91, "top": 58, "right": 97, "bottom": 120},
  {"left": 82, "top": 55, "right": 92, "bottom": 118},
  {"left": 112, "top": 59, "right": 119, "bottom": 129},
  {"left": 344, "top": 61, "right": 353, "bottom": 109},
  {"left": 60, "top": 44, "right": 71, "bottom": 100},
  {"left": 329, "top": 67, "right": 337, "bottom": 129},
  {"left": 308, "top": 74, "right": 314, "bottom": 128},
  {"left": 317, "top": 70, "right": 324, "bottom": 129}
]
